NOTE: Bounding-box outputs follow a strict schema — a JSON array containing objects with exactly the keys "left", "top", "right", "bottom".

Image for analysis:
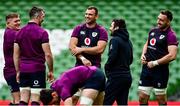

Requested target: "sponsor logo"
[
  {"left": 84, "top": 38, "right": 91, "bottom": 45},
  {"left": 150, "top": 38, "right": 156, "bottom": 46},
  {"left": 81, "top": 45, "right": 89, "bottom": 48},
  {"left": 34, "top": 80, "right": 39, "bottom": 85},
  {"left": 33, "top": 80, "right": 40, "bottom": 87},
  {"left": 159, "top": 35, "right": 165, "bottom": 39},
  {"left": 150, "top": 32, "right": 155, "bottom": 36},
  {"left": 92, "top": 32, "right": 98, "bottom": 37},
  {"left": 147, "top": 46, "right": 156, "bottom": 50}
]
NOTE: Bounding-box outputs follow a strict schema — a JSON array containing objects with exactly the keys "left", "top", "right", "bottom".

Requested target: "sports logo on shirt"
[
  {"left": 150, "top": 32, "right": 155, "bottom": 36},
  {"left": 157, "top": 82, "right": 161, "bottom": 87},
  {"left": 92, "top": 32, "right": 98, "bottom": 37},
  {"left": 110, "top": 44, "right": 113, "bottom": 50},
  {"left": 33, "top": 80, "right": 40, "bottom": 87},
  {"left": 139, "top": 80, "right": 142, "bottom": 84},
  {"left": 80, "top": 31, "right": 85, "bottom": 35},
  {"left": 150, "top": 38, "right": 156, "bottom": 46},
  {"left": 84, "top": 38, "right": 91, "bottom": 45},
  {"left": 159, "top": 35, "right": 165, "bottom": 39},
  {"left": 34, "top": 80, "right": 39, "bottom": 85}
]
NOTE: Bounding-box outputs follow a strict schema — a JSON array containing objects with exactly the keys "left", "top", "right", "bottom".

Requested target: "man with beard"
[
  {"left": 69, "top": 6, "right": 108, "bottom": 104},
  {"left": 103, "top": 19, "right": 133, "bottom": 105},
  {"left": 138, "top": 10, "right": 179, "bottom": 105},
  {"left": 69, "top": 6, "right": 108, "bottom": 68},
  {"left": 14, "top": 6, "right": 54, "bottom": 105}
]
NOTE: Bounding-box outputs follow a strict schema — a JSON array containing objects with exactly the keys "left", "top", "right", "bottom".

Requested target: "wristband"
[
  {"left": 152, "top": 60, "right": 159, "bottom": 66},
  {"left": 80, "top": 56, "right": 86, "bottom": 61}
]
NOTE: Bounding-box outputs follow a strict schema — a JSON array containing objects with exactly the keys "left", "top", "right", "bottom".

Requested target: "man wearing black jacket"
[{"left": 103, "top": 19, "right": 133, "bottom": 105}]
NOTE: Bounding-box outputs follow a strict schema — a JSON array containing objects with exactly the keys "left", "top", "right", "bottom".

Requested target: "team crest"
[
  {"left": 159, "top": 35, "right": 165, "bottom": 39},
  {"left": 157, "top": 82, "right": 161, "bottom": 87},
  {"left": 92, "top": 32, "right": 98, "bottom": 37},
  {"left": 84, "top": 38, "right": 91, "bottom": 45},
  {"left": 139, "top": 80, "right": 142, "bottom": 84},
  {"left": 150, "top": 38, "right": 156, "bottom": 46},
  {"left": 150, "top": 32, "right": 155, "bottom": 36},
  {"left": 110, "top": 44, "right": 113, "bottom": 50},
  {"left": 80, "top": 31, "right": 85, "bottom": 35}
]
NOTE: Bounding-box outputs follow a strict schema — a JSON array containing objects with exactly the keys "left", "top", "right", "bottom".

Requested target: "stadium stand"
[{"left": 0, "top": 0, "right": 179, "bottom": 101}]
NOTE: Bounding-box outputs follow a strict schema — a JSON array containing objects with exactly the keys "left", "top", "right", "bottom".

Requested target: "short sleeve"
[
  {"left": 60, "top": 86, "right": 72, "bottom": 101},
  {"left": 71, "top": 25, "right": 82, "bottom": 38},
  {"left": 167, "top": 31, "right": 179, "bottom": 46},
  {"left": 41, "top": 31, "right": 49, "bottom": 43},
  {"left": 99, "top": 27, "right": 108, "bottom": 42},
  {"left": 14, "top": 30, "right": 21, "bottom": 43}
]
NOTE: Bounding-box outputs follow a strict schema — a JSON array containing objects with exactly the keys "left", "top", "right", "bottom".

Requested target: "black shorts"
[
  {"left": 20, "top": 71, "right": 46, "bottom": 88},
  {"left": 83, "top": 68, "right": 105, "bottom": 91},
  {"left": 139, "top": 65, "right": 169, "bottom": 88},
  {"left": 4, "top": 74, "right": 19, "bottom": 93}
]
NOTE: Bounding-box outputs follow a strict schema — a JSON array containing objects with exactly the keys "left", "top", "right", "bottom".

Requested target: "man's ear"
[{"left": 51, "top": 91, "right": 58, "bottom": 97}]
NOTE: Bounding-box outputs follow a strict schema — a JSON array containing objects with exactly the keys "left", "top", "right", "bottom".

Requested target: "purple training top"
[
  {"left": 145, "top": 27, "right": 179, "bottom": 62},
  {"left": 3, "top": 28, "right": 18, "bottom": 78},
  {"left": 51, "top": 66, "right": 97, "bottom": 101},
  {"left": 71, "top": 24, "right": 108, "bottom": 68},
  {"left": 15, "top": 22, "right": 49, "bottom": 73}
]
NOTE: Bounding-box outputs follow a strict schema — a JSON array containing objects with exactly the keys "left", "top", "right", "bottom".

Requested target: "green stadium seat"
[
  {"left": 31, "top": 1, "right": 40, "bottom": 5},
  {"left": 4, "top": 1, "right": 13, "bottom": 6},
  {"left": 110, "top": 1, "right": 119, "bottom": 7},
  {"left": 124, "top": 1, "right": 133, "bottom": 7},
  {"left": 164, "top": 0, "right": 174, "bottom": 6},
  {"left": 45, "top": 1, "right": 54, "bottom": 7},
  {"left": 70, "top": 1, "right": 79, "bottom": 7},
  {"left": 84, "top": 1, "right": 93, "bottom": 7},
  {"left": 96, "top": 1, "right": 106, "bottom": 7},
  {"left": 18, "top": 1, "right": 27, "bottom": 6},
  {"left": 56, "top": 1, "right": 67, "bottom": 7},
  {"left": 50, "top": 6, "right": 59, "bottom": 13},
  {"left": 143, "top": 5, "right": 152, "bottom": 12},
  {"left": 136, "top": 1, "right": 146, "bottom": 7},
  {"left": 150, "top": 1, "right": 159, "bottom": 7}
]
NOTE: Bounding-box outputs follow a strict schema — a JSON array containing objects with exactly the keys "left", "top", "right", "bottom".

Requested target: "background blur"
[{"left": 0, "top": 0, "right": 179, "bottom": 101}]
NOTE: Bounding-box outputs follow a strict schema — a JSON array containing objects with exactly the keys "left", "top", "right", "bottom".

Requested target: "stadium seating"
[{"left": 0, "top": 0, "right": 179, "bottom": 101}]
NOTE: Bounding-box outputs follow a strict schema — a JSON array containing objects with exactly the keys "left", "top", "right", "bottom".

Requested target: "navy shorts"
[
  {"left": 139, "top": 65, "right": 169, "bottom": 88},
  {"left": 4, "top": 74, "right": 19, "bottom": 93},
  {"left": 20, "top": 71, "right": 46, "bottom": 88},
  {"left": 83, "top": 68, "right": 105, "bottom": 91}
]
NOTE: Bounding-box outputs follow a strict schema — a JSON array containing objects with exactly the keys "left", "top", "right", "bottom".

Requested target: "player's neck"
[
  {"left": 6, "top": 25, "right": 12, "bottom": 29},
  {"left": 161, "top": 26, "right": 170, "bottom": 31},
  {"left": 86, "top": 23, "right": 96, "bottom": 28},
  {"left": 29, "top": 19, "right": 39, "bottom": 25},
  {"left": 6, "top": 25, "right": 17, "bottom": 30}
]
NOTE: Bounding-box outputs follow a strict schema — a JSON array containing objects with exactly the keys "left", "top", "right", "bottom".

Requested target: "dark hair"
[
  {"left": 112, "top": 19, "right": 126, "bottom": 29},
  {"left": 160, "top": 10, "right": 173, "bottom": 21},
  {"left": 87, "top": 6, "right": 98, "bottom": 15},
  {"left": 40, "top": 89, "right": 54, "bottom": 105},
  {"left": 6, "top": 13, "right": 19, "bottom": 21},
  {"left": 29, "top": 6, "right": 44, "bottom": 19}
]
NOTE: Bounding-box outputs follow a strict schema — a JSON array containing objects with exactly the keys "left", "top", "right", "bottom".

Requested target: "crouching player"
[{"left": 40, "top": 65, "right": 105, "bottom": 105}]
